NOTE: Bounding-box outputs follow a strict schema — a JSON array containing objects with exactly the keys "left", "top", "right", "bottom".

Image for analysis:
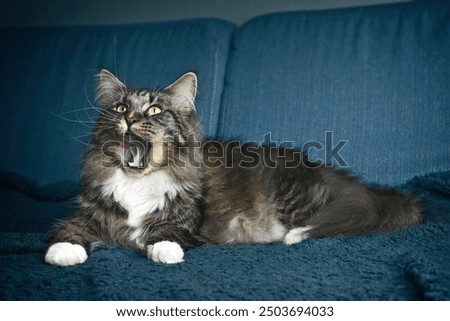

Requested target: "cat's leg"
[{"left": 45, "top": 218, "right": 92, "bottom": 266}]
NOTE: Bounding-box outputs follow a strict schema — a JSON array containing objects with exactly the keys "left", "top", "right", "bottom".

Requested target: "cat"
[{"left": 45, "top": 69, "right": 422, "bottom": 266}]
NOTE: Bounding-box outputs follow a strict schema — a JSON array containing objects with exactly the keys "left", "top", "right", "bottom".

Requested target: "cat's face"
[{"left": 94, "top": 69, "right": 198, "bottom": 177}]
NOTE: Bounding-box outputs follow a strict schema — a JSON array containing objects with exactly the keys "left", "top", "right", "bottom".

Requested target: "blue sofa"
[{"left": 1, "top": 0, "right": 449, "bottom": 300}]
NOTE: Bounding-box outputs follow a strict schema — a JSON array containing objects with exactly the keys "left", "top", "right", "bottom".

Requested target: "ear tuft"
[{"left": 95, "top": 69, "right": 127, "bottom": 107}]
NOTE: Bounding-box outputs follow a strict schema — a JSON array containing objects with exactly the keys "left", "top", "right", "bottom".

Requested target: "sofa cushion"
[
  {"left": 0, "top": 185, "right": 75, "bottom": 233},
  {"left": 1, "top": 223, "right": 449, "bottom": 299},
  {"left": 218, "top": 0, "right": 450, "bottom": 185},
  {"left": 0, "top": 19, "right": 235, "bottom": 187}
]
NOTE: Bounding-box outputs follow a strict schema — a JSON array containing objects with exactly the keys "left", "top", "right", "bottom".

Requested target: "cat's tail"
[
  {"left": 302, "top": 184, "right": 423, "bottom": 240},
  {"left": 369, "top": 186, "right": 423, "bottom": 231}
]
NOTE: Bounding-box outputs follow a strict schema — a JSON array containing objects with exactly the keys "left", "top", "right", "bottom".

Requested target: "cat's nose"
[
  {"left": 125, "top": 110, "right": 140, "bottom": 127},
  {"left": 126, "top": 117, "right": 138, "bottom": 126}
]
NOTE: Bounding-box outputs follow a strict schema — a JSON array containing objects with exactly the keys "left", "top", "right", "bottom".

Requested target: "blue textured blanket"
[{"left": 1, "top": 172, "right": 449, "bottom": 300}]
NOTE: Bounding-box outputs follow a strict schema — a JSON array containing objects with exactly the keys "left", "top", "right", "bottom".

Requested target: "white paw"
[
  {"left": 147, "top": 241, "right": 184, "bottom": 264},
  {"left": 283, "top": 226, "right": 313, "bottom": 245},
  {"left": 45, "top": 242, "right": 88, "bottom": 266}
]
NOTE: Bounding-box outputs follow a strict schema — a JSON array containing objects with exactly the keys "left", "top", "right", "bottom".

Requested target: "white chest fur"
[{"left": 101, "top": 169, "right": 181, "bottom": 227}]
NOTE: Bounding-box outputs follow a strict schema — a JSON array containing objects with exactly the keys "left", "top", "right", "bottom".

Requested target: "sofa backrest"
[
  {"left": 2, "top": 1, "right": 449, "bottom": 189},
  {"left": 0, "top": 20, "right": 235, "bottom": 186},
  {"left": 218, "top": 0, "right": 450, "bottom": 185}
]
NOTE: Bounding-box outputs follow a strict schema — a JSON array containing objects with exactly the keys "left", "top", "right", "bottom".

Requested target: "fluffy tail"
[
  {"left": 303, "top": 184, "right": 423, "bottom": 239},
  {"left": 369, "top": 186, "right": 423, "bottom": 231}
]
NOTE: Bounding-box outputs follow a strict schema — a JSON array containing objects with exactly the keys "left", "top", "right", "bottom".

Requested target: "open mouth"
[{"left": 121, "top": 133, "right": 149, "bottom": 170}]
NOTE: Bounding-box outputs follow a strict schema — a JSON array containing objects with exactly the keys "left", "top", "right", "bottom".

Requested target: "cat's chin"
[{"left": 121, "top": 163, "right": 159, "bottom": 178}]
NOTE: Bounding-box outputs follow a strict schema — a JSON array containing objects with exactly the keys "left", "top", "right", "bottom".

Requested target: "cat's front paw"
[
  {"left": 45, "top": 242, "right": 88, "bottom": 266},
  {"left": 147, "top": 241, "right": 184, "bottom": 264}
]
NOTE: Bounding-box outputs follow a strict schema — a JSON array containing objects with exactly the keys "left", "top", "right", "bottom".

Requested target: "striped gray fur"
[{"left": 47, "top": 70, "right": 422, "bottom": 265}]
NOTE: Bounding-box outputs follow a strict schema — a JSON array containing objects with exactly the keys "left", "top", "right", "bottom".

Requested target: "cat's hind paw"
[
  {"left": 283, "top": 226, "right": 313, "bottom": 245},
  {"left": 45, "top": 242, "right": 88, "bottom": 266},
  {"left": 147, "top": 241, "right": 184, "bottom": 264}
]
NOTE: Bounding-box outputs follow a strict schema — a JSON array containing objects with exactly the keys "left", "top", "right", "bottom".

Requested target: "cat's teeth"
[
  {"left": 128, "top": 161, "right": 138, "bottom": 168},
  {"left": 127, "top": 146, "right": 144, "bottom": 168},
  {"left": 127, "top": 158, "right": 144, "bottom": 168}
]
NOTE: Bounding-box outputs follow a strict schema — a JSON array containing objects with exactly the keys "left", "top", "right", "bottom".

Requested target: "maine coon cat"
[{"left": 45, "top": 70, "right": 422, "bottom": 266}]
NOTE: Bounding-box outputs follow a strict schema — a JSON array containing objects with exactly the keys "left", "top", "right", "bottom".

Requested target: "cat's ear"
[
  {"left": 165, "top": 72, "right": 197, "bottom": 114},
  {"left": 95, "top": 69, "right": 127, "bottom": 107}
]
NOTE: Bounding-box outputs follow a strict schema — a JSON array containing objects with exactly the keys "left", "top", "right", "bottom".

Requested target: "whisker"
[
  {"left": 74, "top": 107, "right": 93, "bottom": 128},
  {"left": 58, "top": 107, "right": 96, "bottom": 116},
  {"left": 85, "top": 99, "right": 118, "bottom": 121},
  {"left": 81, "top": 105, "right": 99, "bottom": 123},
  {"left": 69, "top": 136, "right": 99, "bottom": 148},
  {"left": 83, "top": 87, "right": 118, "bottom": 120},
  {"left": 96, "top": 110, "right": 117, "bottom": 121},
  {"left": 76, "top": 104, "right": 116, "bottom": 123},
  {"left": 124, "top": 48, "right": 130, "bottom": 84},
  {"left": 83, "top": 83, "right": 97, "bottom": 109},
  {"left": 56, "top": 105, "right": 118, "bottom": 125},
  {"left": 185, "top": 113, "right": 204, "bottom": 136},
  {"left": 95, "top": 116, "right": 117, "bottom": 124},
  {"left": 85, "top": 112, "right": 98, "bottom": 123},
  {"left": 67, "top": 132, "right": 93, "bottom": 140},
  {"left": 46, "top": 110, "right": 95, "bottom": 128},
  {"left": 84, "top": 88, "right": 104, "bottom": 114},
  {"left": 113, "top": 35, "right": 120, "bottom": 84},
  {"left": 91, "top": 125, "right": 116, "bottom": 132}
]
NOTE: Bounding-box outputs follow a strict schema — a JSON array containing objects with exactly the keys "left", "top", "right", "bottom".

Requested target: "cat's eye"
[
  {"left": 146, "top": 106, "right": 162, "bottom": 116},
  {"left": 115, "top": 105, "right": 127, "bottom": 113}
]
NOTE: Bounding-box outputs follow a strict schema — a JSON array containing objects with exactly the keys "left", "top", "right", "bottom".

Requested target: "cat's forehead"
[{"left": 125, "top": 90, "right": 160, "bottom": 110}]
